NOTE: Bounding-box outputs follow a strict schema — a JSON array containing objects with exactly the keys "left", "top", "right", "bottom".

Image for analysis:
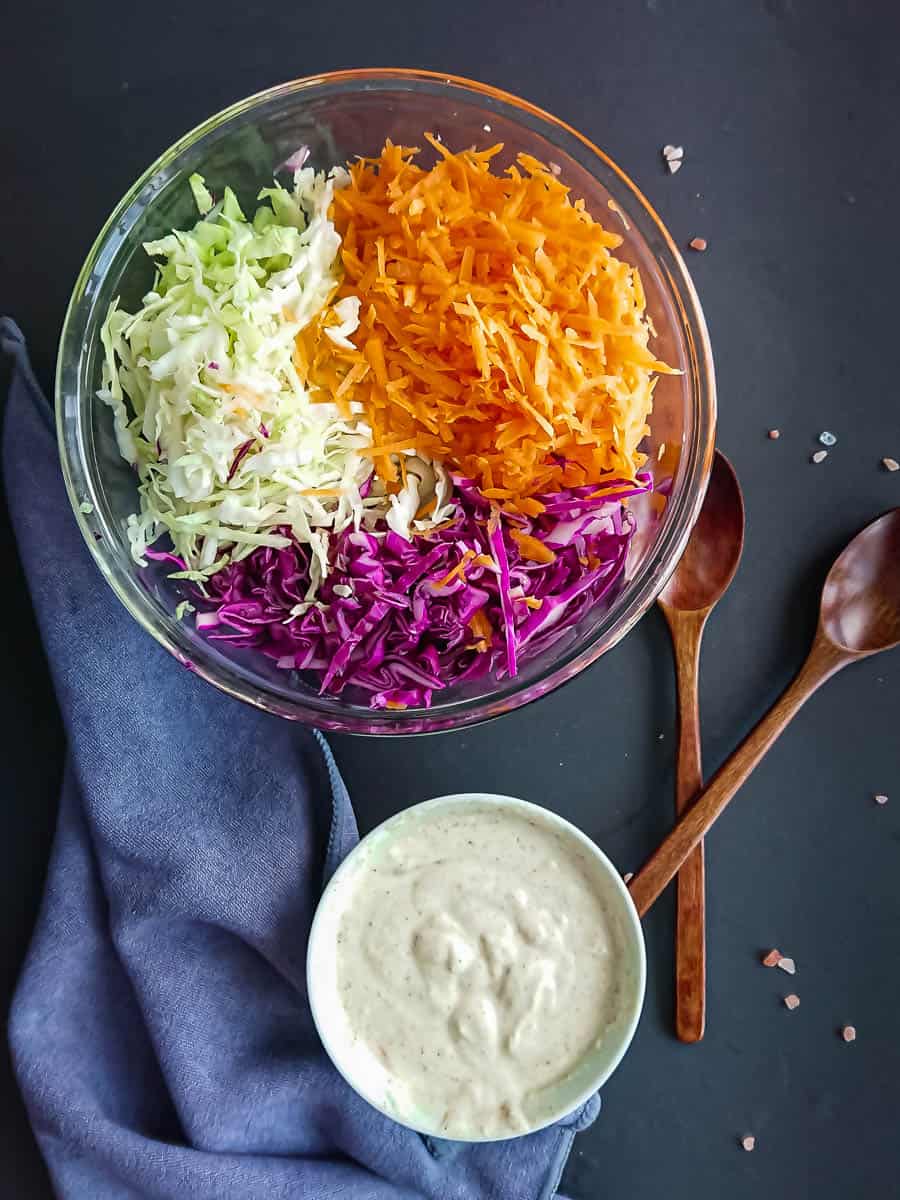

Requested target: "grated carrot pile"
[{"left": 297, "top": 137, "right": 674, "bottom": 504}]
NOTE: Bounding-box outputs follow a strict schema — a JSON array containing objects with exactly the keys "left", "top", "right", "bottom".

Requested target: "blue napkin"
[{"left": 2, "top": 317, "right": 598, "bottom": 1200}]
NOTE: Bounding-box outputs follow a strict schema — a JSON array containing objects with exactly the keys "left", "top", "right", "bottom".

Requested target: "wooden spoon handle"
[
  {"left": 629, "top": 634, "right": 848, "bottom": 918},
  {"left": 668, "top": 608, "right": 706, "bottom": 1043}
]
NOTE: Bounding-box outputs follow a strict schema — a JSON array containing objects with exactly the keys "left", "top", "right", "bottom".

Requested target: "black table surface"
[{"left": 2, "top": 2, "right": 899, "bottom": 1196}]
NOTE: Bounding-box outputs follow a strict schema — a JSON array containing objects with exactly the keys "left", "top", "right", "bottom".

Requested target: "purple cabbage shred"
[{"left": 188, "top": 474, "right": 649, "bottom": 710}]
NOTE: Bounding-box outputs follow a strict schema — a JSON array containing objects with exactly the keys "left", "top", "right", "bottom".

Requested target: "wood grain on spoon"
[
  {"left": 631, "top": 508, "right": 900, "bottom": 918},
  {"left": 658, "top": 451, "right": 744, "bottom": 1043}
]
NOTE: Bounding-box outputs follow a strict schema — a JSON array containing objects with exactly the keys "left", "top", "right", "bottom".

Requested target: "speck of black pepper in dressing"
[{"left": 335, "top": 804, "right": 624, "bottom": 1139}]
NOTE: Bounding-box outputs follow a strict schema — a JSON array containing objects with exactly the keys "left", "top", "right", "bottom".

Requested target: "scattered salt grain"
[
  {"left": 819, "top": 431, "right": 837, "bottom": 447},
  {"left": 658, "top": 442, "right": 667, "bottom": 461},
  {"left": 874, "top": 793, "right": 889, "bottom": 806},
  {"left": 662, "top": 144, "right": 684, "bottom": 174},
  {"left": 741, "top": 1135, "right": 756, "bottom": 1152},
  {"left": 483, "top": 123, "right": 492, "bottom": 132},
  {"left": 768, "top": 429, "right": 781, "bottom": 440},
  {"left": 623, "top": 872, "right": 634, "bottom": 884},
  {"left": 841, "top": 1025, "right": 856, "bottom": 1043},
  {"left": 689, "top": 237, "right": 708, "bottom": 252},
  {"left": 777, "top": 956, "right": 796, "bottom": 975},
  {"left": 784, "top": 994, "right": 800, "bottom": 1010},
  {"left": 882, "top": 457, "right": 899, "bottom": 472},
  {"left": 761, "top": 949, "right": 782, "bottom": 967},
  {"left": 548, "top": 161, "right": 562, "bottom": 176},
  {"left": 811, "top": 449, "right": 828, "bottom": 464}
]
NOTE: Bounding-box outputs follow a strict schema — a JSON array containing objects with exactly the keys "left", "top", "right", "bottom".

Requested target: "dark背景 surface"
[{"left": 1, "top": 2, "right": 898, "bottom": 1197}]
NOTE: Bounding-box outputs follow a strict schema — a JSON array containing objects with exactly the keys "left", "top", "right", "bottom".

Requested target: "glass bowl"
[{"left": 57, "top": 69, "right": 715, "bottom": 735}]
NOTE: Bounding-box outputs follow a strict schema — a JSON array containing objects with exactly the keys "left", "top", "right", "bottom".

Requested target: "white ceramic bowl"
[{"left": 307, "top": 793, "right": 646, "bottom": 1141}]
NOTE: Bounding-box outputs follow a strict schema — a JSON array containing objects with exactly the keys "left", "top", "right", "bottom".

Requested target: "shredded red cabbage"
[
  {"left": 279, "top": 145, "right": 311, "bottom": 174},
  {"left": 186, "top": 474, "right": 650, "bottom": 709},
  {"left": 226, "top": 439, "right": 255, "bottom": 483}
]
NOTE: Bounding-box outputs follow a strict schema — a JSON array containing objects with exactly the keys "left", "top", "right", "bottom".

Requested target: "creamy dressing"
[{"left": 334, "top": 803, "right": 626, "bottom": 1139}]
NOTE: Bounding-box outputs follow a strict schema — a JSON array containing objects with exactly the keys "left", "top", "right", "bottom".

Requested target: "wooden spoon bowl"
[
  {"left": 659, "top": 452, "right": 745, "bottom": 613},
  {"left": 820, "top": 509, "right": 900, "bottom": 653}
]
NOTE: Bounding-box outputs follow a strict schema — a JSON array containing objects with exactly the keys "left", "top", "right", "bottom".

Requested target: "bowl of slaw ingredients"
[{"left": 58, "top": 72, "right": 715, "bottom": 732}]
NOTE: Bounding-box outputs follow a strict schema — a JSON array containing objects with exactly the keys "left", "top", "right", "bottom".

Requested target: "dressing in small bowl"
[{"left": 307, "top": 793, "right": 645, "bottom": 1141}]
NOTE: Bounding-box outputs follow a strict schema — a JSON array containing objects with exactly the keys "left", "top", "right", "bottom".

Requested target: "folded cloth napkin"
[{"left": 2, "top": 318, "right": 599, "bottom": 1200}]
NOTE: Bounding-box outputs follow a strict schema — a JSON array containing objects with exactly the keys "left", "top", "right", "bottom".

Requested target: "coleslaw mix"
[{"left": 99, "top": 141, "right": 665, "bottom": 708}]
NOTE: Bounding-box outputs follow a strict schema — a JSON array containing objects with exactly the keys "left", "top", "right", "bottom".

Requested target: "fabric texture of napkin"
[{"left": 2, "top": 316, "right": 598, "bottom": 1200}]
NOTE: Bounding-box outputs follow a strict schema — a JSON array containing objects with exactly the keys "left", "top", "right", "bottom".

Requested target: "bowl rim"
[
  {"left": 306, "top": 791, "right": 647, "bottom": 1141},
  {"left": 56, "top": 68, "right": 716, "bottom": 735}
]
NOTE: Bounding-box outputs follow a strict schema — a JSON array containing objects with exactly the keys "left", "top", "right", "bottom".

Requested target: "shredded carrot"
[
  {"left": 298, "top": 136, "right": 672, "bottom": 502},
  {"left": 516, "top": 498, "right": 547, "bottom": 518},
  {"left": 220, "top": 383, "right": 265, "bottom": 409},
  {"left": 469, "top": 609, "right": 493, "bottom": 642},
  {"left": 434, "top": 548, "right": 475, "bottom": 590},
  {"left": 297, "top": 487, "right": 348, "bottom": 498},
  {"left": 510, "top": 528, "right": 557, "bottom": 564}
]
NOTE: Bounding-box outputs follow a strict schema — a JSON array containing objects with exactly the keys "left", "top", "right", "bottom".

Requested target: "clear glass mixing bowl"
[{"left": 57, "top": 69, "right": 715, "bottom": 734}]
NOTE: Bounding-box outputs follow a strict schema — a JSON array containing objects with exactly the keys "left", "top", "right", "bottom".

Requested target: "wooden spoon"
[
  {"left": 630, "top": 507, "right": 900, "bottom": 917},
  {"left": 658, "top": 451, "right": 745, "bottom": 1043}
]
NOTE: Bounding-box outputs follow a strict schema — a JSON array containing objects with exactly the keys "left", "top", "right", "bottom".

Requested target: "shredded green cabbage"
[{"left": 98, "top": 166, "right": 377, "bottom": 584}]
